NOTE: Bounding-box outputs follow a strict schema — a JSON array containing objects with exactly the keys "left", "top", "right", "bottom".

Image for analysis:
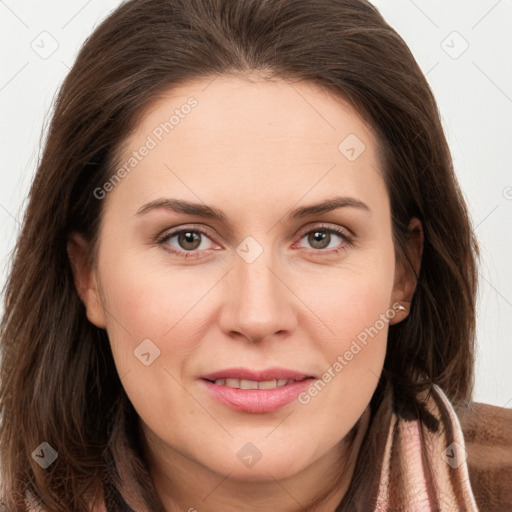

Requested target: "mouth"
[
  {"left": 200, "top": 366, "right": 315, "bottom": 383},
  {"left": 202, "top": 376, "right": 311, "bottom": 390},
  {"left": 199, "top": 367, "right": 316, "bottom": 413}
]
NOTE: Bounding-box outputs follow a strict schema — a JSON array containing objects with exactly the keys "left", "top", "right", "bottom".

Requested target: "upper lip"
[{"left": 201, "top": 367, "right": 314, "bottom": 382}]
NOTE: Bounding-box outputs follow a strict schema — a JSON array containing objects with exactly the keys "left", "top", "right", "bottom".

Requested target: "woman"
[{"left": 0, "top": 0, "right": 510, "bottom": 510}]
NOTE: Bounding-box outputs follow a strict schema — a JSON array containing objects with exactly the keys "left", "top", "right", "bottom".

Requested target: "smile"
[
  {"left": 200, "top": 377, "right": 315, "bottom": 414},
  {"left": 206, "top": 377, "right": 306, "bottom": 389}
]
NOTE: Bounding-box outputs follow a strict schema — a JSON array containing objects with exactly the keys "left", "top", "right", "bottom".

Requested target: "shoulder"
[{"left": 455, "top": 400, "right": 512, "bottom": 512}]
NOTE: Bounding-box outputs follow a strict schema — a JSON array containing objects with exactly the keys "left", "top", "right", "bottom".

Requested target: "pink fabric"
[{"left": 371, "top": 383, "right": 478, "bottom": 511}]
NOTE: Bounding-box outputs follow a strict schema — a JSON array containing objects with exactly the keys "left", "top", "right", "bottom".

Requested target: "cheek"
[
  {"left": 301, "top": 242, "right": 395, "bottom": 353},
  {"left": 316, "top": 278, "right": 391, "bottom": 384},
  {"left": 296, "top": 244, "right": 395, "bottom": 412},
  {"left": 96, "top": 251, "right": 202, "bottom": 432},
  {"left": 94, "top": 242, "right": 204, "bottom": 376}
]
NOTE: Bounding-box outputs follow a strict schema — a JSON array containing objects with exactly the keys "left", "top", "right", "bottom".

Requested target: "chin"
[{"left": 194, "top": 439, "right": 314, "bottom": 482}]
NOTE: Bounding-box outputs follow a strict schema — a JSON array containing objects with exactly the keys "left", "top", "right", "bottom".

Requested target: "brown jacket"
[{"left": 457, "top": 400, "right": 512, "bottom": 511}]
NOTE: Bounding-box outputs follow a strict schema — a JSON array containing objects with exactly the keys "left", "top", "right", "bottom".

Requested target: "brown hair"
[{"left": 0, "top": 0, "right": 479, "bottom": 510}]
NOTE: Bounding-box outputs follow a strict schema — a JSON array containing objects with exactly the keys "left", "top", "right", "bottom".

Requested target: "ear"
[
  {"left": 389, "top": 217, "right": 423, "bottom": 325},
  {"left": 67, "top": 232, "right": 107, "bottom": 329}
]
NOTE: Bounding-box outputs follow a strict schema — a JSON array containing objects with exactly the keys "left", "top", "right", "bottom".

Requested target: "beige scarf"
[{"left": 334, "top": 380, "right": 480, "bottom": 511}]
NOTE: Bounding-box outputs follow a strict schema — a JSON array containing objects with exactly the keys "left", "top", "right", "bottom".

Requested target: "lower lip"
[{"left": 200, "top": 378, "right": 314, "bottom": 413}]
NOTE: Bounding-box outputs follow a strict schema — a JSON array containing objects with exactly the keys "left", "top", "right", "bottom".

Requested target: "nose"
[{"left": 217, "top": 247, "right": 297, "bottom": 344}]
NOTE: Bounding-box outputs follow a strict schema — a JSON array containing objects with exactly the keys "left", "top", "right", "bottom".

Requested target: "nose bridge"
[
  {"left": 221, "top": 237, "right": 295, "bottom": 341},
  {"left": 241, "top": 252, "right": 278, "bottom": 302}
]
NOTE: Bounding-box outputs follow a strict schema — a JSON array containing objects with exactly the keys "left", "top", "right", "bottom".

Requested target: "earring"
[{"left": 396, "top": 304, "right": 407, "bottom": 312}]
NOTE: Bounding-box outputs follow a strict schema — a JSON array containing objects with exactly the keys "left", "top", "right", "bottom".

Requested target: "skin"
[{"left": 68, "top": 73, "right": 423, "bottom": 512}]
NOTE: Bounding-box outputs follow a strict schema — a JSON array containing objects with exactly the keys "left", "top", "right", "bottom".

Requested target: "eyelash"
[{"left": 155, "top": 223, "right": 353, "bottom": 260}]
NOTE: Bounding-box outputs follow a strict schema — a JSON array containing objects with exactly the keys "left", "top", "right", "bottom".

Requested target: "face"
[{"left": 69, "top": 74, "right": 421, "bottom": 482}]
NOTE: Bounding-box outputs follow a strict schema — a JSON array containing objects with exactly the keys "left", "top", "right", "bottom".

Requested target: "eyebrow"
[{"left": 135, "top": 195, "right": 370, "bottom": 222}]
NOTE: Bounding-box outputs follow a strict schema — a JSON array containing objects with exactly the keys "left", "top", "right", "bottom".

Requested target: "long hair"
[{"left": 0, "top": 0, "right": 479, "bottom": 510}]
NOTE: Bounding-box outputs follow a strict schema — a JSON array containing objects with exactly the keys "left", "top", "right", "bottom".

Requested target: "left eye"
[{"left": 296, "top": 226, "right": 349, "bottom": 252}]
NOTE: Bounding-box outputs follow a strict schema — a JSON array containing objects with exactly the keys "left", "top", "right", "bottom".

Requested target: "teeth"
[
  {"left": 259, "top": 379, "right": 279, "bottom": 389},
  {"left": 213, "top": 378, "right": 292, "bottom": 389},
  {"left": 240, "top": 379, "right": 259, "bottom": 389}
]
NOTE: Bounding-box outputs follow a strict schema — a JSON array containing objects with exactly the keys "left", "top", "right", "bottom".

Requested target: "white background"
[{"left": 1, "top": 1, "right": 511, "bottom": 407}]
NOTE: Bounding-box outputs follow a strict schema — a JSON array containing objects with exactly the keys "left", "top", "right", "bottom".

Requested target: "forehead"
[
  {"left": 107, "top": 74, "right": 387, "bottom": 217},
  {"left": 128, "top": 73, "right": 378, "bottom": 152}
]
